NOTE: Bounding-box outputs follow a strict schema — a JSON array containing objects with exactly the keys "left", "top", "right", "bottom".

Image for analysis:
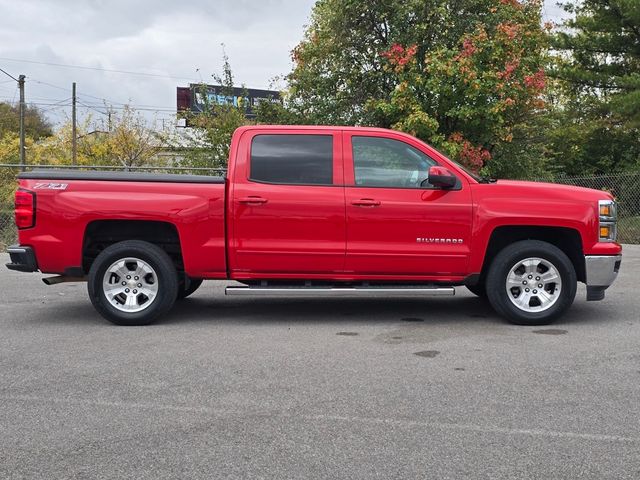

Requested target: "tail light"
[{"left": 15, "top": 189, "right": 35, "bottom": 229}]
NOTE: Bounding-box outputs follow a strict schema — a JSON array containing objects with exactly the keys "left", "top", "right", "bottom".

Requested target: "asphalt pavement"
[{"left": 1, "top": 247, "right": 639, "bottom": 479}]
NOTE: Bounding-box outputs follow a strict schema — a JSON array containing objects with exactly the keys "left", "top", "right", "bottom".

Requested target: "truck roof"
[{"left": 236, "top": 125, "right": 400, "bottom": 134}]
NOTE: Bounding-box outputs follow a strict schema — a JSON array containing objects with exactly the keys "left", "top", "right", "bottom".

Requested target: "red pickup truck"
[{"left": 6, "top": 125, "right": 621, "bottom": 326}]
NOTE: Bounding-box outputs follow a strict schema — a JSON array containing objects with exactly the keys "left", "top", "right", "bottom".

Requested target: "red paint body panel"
[
  {"left": 18, "top": 179, "right": 227, "bottom": 278},
  {"left": 468, "top": 180, "right": 620, "bottom": 272},
  {"left": 227, "top": 128, "right": 346, "bottom": 274},
  {"left": 342, "top": 130, "right": 472, "bottom": 275},
  {"left": 16, "top": 125, "right": 621, "bottom": 283}
]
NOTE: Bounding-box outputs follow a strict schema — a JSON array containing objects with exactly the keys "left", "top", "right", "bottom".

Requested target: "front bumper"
[
  {"left": 584, "top": 254, "right": 621, "bottom": 301},
  {"left": 5, "top": 245, "right": 38, "bottom": 272}
]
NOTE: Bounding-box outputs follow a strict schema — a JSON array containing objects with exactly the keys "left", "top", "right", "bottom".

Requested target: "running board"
[{"left": 225, "top": 286, "right": 455, "bottom": 297}]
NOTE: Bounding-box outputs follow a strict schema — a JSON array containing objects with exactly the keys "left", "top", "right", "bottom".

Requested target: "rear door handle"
[
  {"left": 351, "top": 198, "right": 381, "bottom": 207},
  {"left": 238, "top": 196, "right": 268, "bottom": 205}
]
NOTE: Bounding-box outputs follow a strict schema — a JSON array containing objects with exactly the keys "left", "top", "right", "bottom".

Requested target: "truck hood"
[{"left": 491, "top": 179, "right": 613, "bottom": 202}]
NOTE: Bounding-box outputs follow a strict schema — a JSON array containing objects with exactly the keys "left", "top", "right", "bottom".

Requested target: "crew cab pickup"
[{"left": 6, "top": 126, "right": 622, "bottom": 326}]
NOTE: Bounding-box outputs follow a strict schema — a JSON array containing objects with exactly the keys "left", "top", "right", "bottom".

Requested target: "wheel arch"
[
  {"left": 479, "top": 226, "right": 585, "bottom": 284},
  {"left": 82, "top": 220, "right": 183, "bottom": 275}
]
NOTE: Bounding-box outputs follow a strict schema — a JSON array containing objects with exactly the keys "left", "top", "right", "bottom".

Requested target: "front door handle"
[
  {"left": 351, "top": 198, "right": 381, "bottom": 207},
  {"left": 238, "top": 196, "right": 268, "bottom": 205}
]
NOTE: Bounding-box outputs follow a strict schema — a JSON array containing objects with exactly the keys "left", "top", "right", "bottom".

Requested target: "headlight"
[
  {"left": 598, "top": 199, "right": 617, "bottom": 242},
  {"left": 599, "top": 200, "right": 616, "bottom": 220}
]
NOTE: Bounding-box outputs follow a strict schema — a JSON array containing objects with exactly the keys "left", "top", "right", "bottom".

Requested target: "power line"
[
  {"left": 0, "top": 67, "right": 19, "bottom": 82},
  {"left": 76, "top": 97, "right": 175, "bottom": 112},
  {"left": 1, "top": 96, "right": 176, "bottom": 114},
  {"left": 28, "top": 79, "right": 69, "bottom": 92},
  {"left": 0, "top": 56, "right": 201, "bottom": 82},
  {"left": 29, "top": 78, "right": 131, "bottom": 111},
  {"left": 39, "top": 101, "right": 73, "bottom": 113},
  {"left": 0, "top": 95, "right": 73, "bottom": 105},
  {"left": 30, "top": 78, "right": 174, "bottom": 112},
  {"left": 81, "top": 104, "right": 176, "bottom": 113},
  {"left": 1, "top": 89, "right": 176, "bottom": 113},
  {"left": 0, "top": 99, "right": 72, "bottom": 107},
  {"left": 0, "top": 84, "right": 18, "bottom": 94},
  {"left": 0, "top": 99, "right": 175, "bottom": 114},
  {"left": 76, "top": 100, "right": 108, "bottom": 116}
]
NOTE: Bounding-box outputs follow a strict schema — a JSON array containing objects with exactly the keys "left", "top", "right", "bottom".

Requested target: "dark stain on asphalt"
[
  {"left": 336, "top": 331, "right": 359, "bottom": 336},
  {"left": 402, "top": 317, "right": 425, "bottom": 323},
  {"left": 532, "top": 329, "right": 568, "bottom": 335},
  {"left": 414, "top": 350, "right": 440, "bottom": 358},
  {"left": 391, "top": 336, "right": 403, "bottom": 340},
  {"left": 454, "top": 367, "right": 465, "bottom": 371}
]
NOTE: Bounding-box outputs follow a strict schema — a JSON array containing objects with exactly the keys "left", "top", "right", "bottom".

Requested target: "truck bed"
[
  {"left": 16, "top": 170, "right": 228, "bottom": 279},
  {"left": 19, "top": 170, "right": 225, "bottom": 184}
]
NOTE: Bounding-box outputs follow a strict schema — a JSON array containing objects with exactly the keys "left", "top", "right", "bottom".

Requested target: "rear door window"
[{"left": 250, "top": 134, "right": 333, "bottom": 185}]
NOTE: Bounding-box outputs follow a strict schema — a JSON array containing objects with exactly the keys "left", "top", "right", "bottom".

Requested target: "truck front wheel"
[
  {"left": 88, "top": 240, "right": 179, "bottom": 326},
  {"left": 177, "top": 277, "right": 203, "bottom": 300},
  {"left": 486, "top": 240, "right": 577, "bottom": 325}
]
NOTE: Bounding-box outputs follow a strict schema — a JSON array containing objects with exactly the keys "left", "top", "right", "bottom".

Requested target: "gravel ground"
[{"left": 1, "top": 246, "right": 639, "bottom": 479}]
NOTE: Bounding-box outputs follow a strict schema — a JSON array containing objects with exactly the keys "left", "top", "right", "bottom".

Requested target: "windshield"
[
  {"left": 412, "top": 137, "right": 487, "bottom": 183},
  {"left": 447, "top": 157, "right": 486, "bottom": 183}
]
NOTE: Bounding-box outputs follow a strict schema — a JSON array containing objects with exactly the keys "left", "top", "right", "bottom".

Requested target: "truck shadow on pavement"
[
  {"left": 156, "top": 290, "right": 610, "bottom": 329},
  {"left": 26, "top": 285, "right": 613, "bottom": 329}
]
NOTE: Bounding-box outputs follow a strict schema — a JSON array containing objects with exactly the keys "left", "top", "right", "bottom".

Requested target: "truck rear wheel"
[
  {"left": 88, "top": 240, "right": 178, "bottom": 326},
  {"left": 466, "top": 283, "right": 486, "bottom": 298},
  {"left": 486, "top": 240, "right": 576, "bottom": 325}
]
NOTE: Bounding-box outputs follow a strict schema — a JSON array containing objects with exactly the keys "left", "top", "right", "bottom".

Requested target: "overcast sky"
[{"left": 0, "top": 0, "right": 569, "bottom": 129}]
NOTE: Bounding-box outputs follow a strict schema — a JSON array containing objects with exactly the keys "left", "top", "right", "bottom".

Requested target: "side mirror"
[{"left": 427, "top": 166, "right": 457, "bottom": 189}]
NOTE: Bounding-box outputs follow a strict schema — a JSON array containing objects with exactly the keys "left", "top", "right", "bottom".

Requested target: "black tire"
[
  {"left": 177, "top": 277, "right": 203, "bottom": 300},
  {"left": 486, "top": 240, "right": 577, "bottom": 326},
  {"left": 466, "top": 283, "right": 487, "bottom": 298},
  {"left": 88, "top": 240, "right": 178, "bottom": 326}
]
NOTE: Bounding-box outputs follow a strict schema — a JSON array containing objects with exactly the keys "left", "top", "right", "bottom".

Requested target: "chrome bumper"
[{"left": 584, "top": 254, "right": 621, "bottom": 301}]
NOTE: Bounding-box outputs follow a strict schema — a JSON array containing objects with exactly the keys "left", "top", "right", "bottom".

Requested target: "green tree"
[
  {"left": 555, "top": 0, "right": 640, "bottom": 125},
  {"left": 548, "top": 0, "right": 640, "bottom": 175},
  {"left": 0, "top": 102, "right": 53, "bottom": 140},
  {"left": 178, "top": 50, "right": 251, "bottom": 169},
  {"left": 272, "top": 0, "right": 552, "bottom": 175},
  {"left": 98, "top": 106, "right": 169, "bottom": 168},
  {"left": 539, "top": 93, "right": 640, "bottom": 176},
  {"left": 28, "top": 108, "right": 171, "bottom": 169}
]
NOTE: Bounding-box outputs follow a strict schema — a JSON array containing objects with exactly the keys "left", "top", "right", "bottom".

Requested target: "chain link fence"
[
  {"left": 1, "top": 165, "right": 639, "bottom": 251},
  {"left": 534, "top": 172, "right": 640, "bottom": 244}
]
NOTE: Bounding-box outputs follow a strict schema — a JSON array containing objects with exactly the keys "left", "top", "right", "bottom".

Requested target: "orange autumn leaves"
[{"left": 377, "top": 4, "right": 548, "bottom": 172}]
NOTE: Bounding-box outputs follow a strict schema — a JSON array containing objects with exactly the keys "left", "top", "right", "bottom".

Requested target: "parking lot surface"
[{"left": 1, "top": 246, "right": 639, "bottom": 479}]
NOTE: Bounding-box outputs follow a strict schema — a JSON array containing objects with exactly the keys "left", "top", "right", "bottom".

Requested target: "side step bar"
[{"left": 225, "top": 286, "right": 455, "bottom": 297}]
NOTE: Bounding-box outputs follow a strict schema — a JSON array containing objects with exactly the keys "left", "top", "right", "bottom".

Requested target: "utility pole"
[
  {"left": 18, "top": 75, "right": 26, "bottom": 171},
  {"left": 72, "top": 82, "right": 77, "bottom": 165},
  {"left": 0, "top": 69, "right": 27, "bottom": 170}
]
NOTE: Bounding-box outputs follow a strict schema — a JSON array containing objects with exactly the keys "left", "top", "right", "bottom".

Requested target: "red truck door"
[
  {"left": 229, "top": 129, "right": 346, "bottom": 275},
  {"left": 343, "top": 131, "right": 473, "bottom": 277}
]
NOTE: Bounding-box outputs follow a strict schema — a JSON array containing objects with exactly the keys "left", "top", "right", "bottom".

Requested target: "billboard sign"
[{"left": 177, "top": 84, "right": 280, "bottom": 119}]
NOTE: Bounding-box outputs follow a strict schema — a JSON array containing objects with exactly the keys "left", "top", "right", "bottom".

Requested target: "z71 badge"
[{"left": 33, "top": 183, "right": 68, "bottom": 190}]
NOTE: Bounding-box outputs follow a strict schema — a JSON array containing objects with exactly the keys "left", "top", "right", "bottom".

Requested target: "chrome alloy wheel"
[
  {"left": 505, "top": 257, "right": 562, "bottom": 313},
  {"left": 102, "top": 257, "right": 159, "bottom": 313}
]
